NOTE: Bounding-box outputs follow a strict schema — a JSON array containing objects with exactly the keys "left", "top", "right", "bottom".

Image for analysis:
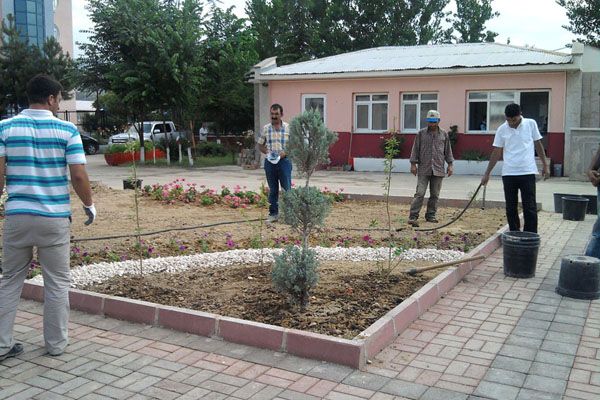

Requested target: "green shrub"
[
  {"left": 272, "top": 245, "right": 319, "bottom": 307},
  {"left": 194, "top": 141, "right": 227, "bottom": 157},
  {"left": 105, "top": 141, "right": 153, "bottom": 154},
  {"left": 380, "top": 131, "right": 405, "bottom": 158},
  {"left": 272, "top": 109, "right": 338, "bottom": 309},
  {"left": 280, "top": 186, "right": 332, "bottom": 230},
  {"left": 157, "top": 137, "right": 192, "bottom": 161},
  {"left": 460, "top": 149, "right": 489, "bottom": 161}
]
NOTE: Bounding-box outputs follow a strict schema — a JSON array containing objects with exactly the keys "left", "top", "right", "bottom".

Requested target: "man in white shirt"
[
  {"left": 481, "top": 104, "right": 549, "bottom": 233},
  {"left": 198, "top": 123, "right": 208, "bottom": 142}
]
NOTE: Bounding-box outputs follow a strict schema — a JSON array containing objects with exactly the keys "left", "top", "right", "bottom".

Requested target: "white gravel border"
[{"left": 29, "top": 247, "right": 465, "bottom": 288}]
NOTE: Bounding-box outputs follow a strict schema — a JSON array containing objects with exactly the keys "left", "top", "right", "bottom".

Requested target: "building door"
[
  {"left": 520, "top": 91, "right": 549, "bottom": 153},
  {"left": 520, "top": 92, "right": 549, "bottom": 134}
]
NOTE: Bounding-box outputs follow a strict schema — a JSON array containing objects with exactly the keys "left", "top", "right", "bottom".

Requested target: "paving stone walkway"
[{"left": 1, "top": 212, "right": 599, "bottom": 400}]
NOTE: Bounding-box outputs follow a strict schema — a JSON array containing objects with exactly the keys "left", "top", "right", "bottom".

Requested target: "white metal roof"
[{"left": 261, "top": 43, "right": 573, "bottom": 78}]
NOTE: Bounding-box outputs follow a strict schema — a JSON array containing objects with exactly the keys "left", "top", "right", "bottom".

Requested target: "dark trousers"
[
  {"left": 502, "top": 174, "right": 537, "bottom": 233},
  {"left": 264, "top": 157, "right": 292, "bottom": 217}
]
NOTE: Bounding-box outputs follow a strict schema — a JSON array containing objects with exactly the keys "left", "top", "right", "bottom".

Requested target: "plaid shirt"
[
  {"left": 410, "top": 127, "right": 454, "bottom": 177},
  {"left": 257, "top": 122, "right": 289, "bottom": 153}
]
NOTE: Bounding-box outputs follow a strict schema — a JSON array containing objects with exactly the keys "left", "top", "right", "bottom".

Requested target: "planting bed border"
[
  {"left": 19, "top": 193, "right": 509, "bottom": 368},
  {"left": 20, "top": 223, "right": 506, "bottom": 369}
]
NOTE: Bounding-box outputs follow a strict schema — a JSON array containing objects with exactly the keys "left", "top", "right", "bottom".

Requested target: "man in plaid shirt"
[
  {"left": 407, "top": 110, "right": 454, "bottom": 227},
  {"left": 257, "top": 104, "right": 291, "bottom": 223}
]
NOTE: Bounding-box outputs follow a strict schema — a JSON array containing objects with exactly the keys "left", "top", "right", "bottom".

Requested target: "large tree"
[
  {"left": 0, "top": 15, "right": 74, "bottom": 115},
  {"left": 199, "top": 6, "right": 259, "bottom": 132},
  {"left": 246, "top": 0, "right": 453, "bottom": 65},
  {"left": 81, "top": 0, "right": 204, "bottom": 147},
  {"left": 452, "top": 0, "right": 499, "bottom": 43},
  {"left": 557, "top": 0, "right": 600, "bottom": 46}
]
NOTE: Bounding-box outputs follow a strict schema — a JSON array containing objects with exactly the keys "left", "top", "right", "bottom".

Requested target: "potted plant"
[
  {"left": 104, "top": 141, "right": 166, "bottom": 166},
  {"left": 123, "top": 176, "right": 143, "bottom": 190}
]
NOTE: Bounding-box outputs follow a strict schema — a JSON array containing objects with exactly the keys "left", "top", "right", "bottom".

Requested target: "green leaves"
[
  {"left": 272, "top": 245, "right": 319, "bottom": 308},
  {"left": 452, "top": 0, "right": 500, "bottom": 43},
  {"left": 288, "top": 109, "right": 338, "bottom": 186},
  {"left": 0, "top": 15, "right": 74, "bottom": 113},
  {"left": 557, "top": 0, "right": 600, "bottom": 46},
  {"left": 81, "top": 0, "right": 205, "bottom": 122}
]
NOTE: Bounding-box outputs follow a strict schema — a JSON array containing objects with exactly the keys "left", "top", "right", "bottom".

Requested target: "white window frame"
[
  {"left": 466, "top": 90, "right": 551, "bottom": 134},
  {"left": 301, "top": 94, "right": 327, "bottom": 123},
  {"left": 401, "top": 92, "right": 439, "bottom": 133},
  {"left": 353, "top": 93, "right": 388, "bottom": 133}
]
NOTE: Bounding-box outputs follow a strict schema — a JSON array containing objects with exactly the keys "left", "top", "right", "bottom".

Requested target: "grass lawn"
[{"left": 123, "top": 154, "right": 237, "bottom": 168}]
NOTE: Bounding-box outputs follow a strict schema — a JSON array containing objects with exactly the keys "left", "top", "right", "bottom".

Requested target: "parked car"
[
  {"left": 81, "top": 134, "right": 100, "bottom": 155},
  {"left": 108, "top": 121, "right": 183, "bottom": 145}
]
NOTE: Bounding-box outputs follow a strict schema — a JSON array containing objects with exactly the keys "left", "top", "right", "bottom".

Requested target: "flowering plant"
[{"left": 143, "top": 179, "right": 343, "bottom": 209}]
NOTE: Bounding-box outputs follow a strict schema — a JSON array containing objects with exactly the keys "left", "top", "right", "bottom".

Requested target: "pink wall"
[
  {"left": 269, "top": 72, "right": 566, "bottom": 134},
  {"left": 328, "top": 132, "right": 564, "bottom": 166}
]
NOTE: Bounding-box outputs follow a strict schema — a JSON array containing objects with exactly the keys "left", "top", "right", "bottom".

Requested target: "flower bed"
[
  {"left": 14, "top": 181, "right": 508, "bottom": 368},
  {"left": 104, "top": 149, "right": 166, "bottom": 166}
]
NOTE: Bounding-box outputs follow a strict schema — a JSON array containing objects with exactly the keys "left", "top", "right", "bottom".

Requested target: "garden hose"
[
  {"left": 411, "top": 182, "right": 484, "bottom": 232},
  {"left": 2, "top": 185, "right": 486, "bottom": 245},
  {"left": 405, "top": 254, "right": 486, "bottom": 275}
]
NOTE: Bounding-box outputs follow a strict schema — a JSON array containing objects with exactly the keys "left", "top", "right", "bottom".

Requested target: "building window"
[
  {"left": 467, "top": 90, "right": 549, "bottom": 133},
  {"left": 13, "top": 0, "right": 45, "bottom": 47},
  {"left": 301, "top": 94, "right": 326, "bottom": 123},
  {"left": 401, "top": 93, "right": 438, "bottom": 132},
  {"left": 354, "top": 94, "right": 388, "bottom": 132},
  {"left": 53, "top": 24, "right": 59, "bottom": 40}
]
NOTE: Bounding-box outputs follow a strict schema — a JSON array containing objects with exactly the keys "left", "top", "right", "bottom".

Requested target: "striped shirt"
[
  {"left": 257, "top": 122, "right": 289, "bottom": 153},
  {"left": 0, "top": 109, "right": 86, "bottom": 218},
  {"left": 409, "top": 127, "right": 454, "bottom": 177}
]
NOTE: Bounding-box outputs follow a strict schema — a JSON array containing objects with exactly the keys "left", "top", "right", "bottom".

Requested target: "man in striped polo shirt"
[
  {"left": 257, "top": 103, "right": 292, "bottom": 223},
  {"left": 0, "top": 74, "right": 96, "bottom": 361}
]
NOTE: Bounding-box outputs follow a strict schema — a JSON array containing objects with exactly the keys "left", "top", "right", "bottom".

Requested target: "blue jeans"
[
  {"left": 585, "top": 187, "right": 600, "bottom": 258},
  {"left": 264, "top": 157, "right": 292, "bottom": 216}
]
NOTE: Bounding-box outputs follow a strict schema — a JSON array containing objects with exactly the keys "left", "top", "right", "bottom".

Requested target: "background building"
[
  {"left": 251, "top": 42, "right": 600, "bottom": 180},
  {"left": 1, "top": 0, "right": 83, "bottom": 127}
]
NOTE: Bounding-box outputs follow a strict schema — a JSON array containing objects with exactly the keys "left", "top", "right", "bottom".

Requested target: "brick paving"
[{"left": 1, "top": 213, "right": 600, "bottom": 399}]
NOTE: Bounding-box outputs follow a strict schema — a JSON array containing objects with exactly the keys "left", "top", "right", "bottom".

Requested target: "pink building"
[{"left": 250, "top": 43, "right": 600, "bottom": 178}]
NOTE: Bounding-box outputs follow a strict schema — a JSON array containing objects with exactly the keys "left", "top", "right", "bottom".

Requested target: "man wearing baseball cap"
[{"left": 407, "top": 110, "right": 454, "bottom": 227}]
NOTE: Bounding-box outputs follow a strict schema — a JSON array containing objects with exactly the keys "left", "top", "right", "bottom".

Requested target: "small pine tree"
[{"left": 271, "top": 110, "right": 337, "bottom": 308}]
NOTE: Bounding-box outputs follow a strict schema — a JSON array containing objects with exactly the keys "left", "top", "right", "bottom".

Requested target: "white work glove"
[{"left": 83, "top": 204, "right": 96, "bottom": 225}]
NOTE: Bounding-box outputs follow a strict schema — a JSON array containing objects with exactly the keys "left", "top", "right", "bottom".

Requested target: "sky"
[{"left": 72, "top": 0, "right": 578, "bottom": 57}]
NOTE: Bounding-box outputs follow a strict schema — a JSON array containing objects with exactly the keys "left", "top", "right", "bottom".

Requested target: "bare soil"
[{"left": 7, "top": 182, "right": 508, "bottom": 338}]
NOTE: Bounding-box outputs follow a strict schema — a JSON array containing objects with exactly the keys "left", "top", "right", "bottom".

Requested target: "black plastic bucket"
[
  {"left": 502, "top": 231, "right": 540, "bottom": 278},
  {"left": 562, "top": 196, "right": 589, "bottom": 221},
  {"left": 556, "top": 255, "right": 600, "bottom": 300},
  {"left": 581, "top": 194, "right": 598, "bottom": 215},
  {"left": 553, "top": 193, "right": 571, "bottom": 213}
]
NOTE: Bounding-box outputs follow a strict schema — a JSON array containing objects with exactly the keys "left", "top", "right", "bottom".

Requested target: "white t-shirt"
[{"left": 492, "top": 117, "right": 542, "bottom": 176}]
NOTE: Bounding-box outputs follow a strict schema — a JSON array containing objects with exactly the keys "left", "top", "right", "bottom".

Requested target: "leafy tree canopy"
[
  {"left": 0, "top": 15, "right": 75, "bottom": 115},
  {"left": 246, "top": 0, "right": 503, "bottom": 65},
  {"left": 557, "top": 0, "right": 600, "bottom": 46},
  {"left": 452, "top": 0, "right": 499, "bottom": 43}
]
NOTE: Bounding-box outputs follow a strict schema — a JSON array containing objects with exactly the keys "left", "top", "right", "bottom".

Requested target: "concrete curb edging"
[{"left": 20, "top": 225, "right": 506, "bottom": 369}]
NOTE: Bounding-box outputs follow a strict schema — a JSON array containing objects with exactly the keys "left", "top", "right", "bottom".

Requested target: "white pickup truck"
[{"left": 108, "top": 121, "right": 183, "bottom": 145}]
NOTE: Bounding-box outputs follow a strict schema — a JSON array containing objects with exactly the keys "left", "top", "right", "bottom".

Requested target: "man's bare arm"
[
  {"left": 587, "top": 146, "right": 600, "bottom": 186},
  {"left": 69, "top": 164, "right": 93, "bottom": 206},
  {"left": 481, "top": 147, "right": 503, "bottom": 185},
  {"left": 534, "top": 140, "right": 550, "bottom": 180}
]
